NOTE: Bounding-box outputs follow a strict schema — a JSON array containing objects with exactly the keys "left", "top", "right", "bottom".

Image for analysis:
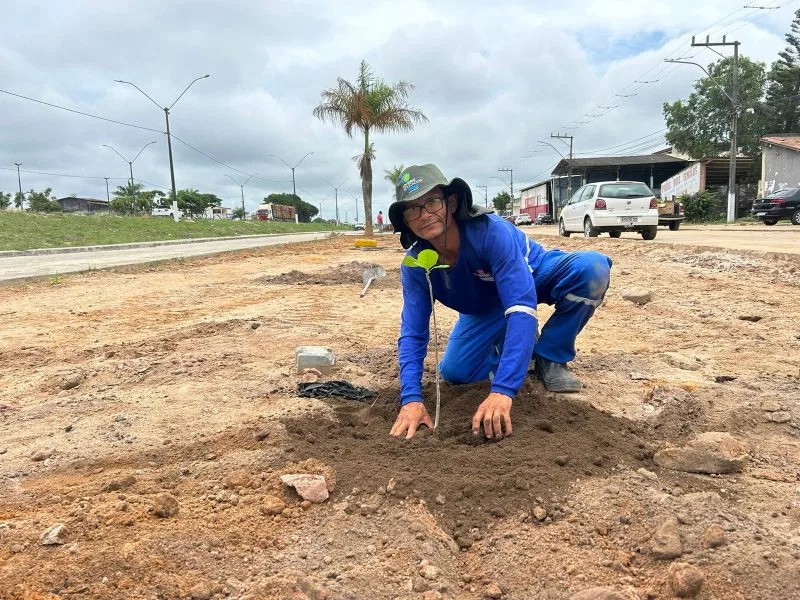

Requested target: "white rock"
[
  {"left": 40, "top": 523, "right": 66, "bottom": 546},
  {"left": 280, "top": 474, "right": 329, "bottom": 503},
  {"left": 620, "top": 287, "right": 651, "bottom": 305}
]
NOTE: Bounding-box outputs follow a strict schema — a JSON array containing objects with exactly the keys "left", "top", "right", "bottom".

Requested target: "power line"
[
  {"left": 0, "top": 88, "right": 164, "bottom": 134},
  {"left": 168, "top": 133, "right": 291, "bottom": 184},
  {"left": 0, "top": 165, "right": 130, "bottom": 181},
  {"left": 573, "top": 128, "right": 667, "bottom": 155}
]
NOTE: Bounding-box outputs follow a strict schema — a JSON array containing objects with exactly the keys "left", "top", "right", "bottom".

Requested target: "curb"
[{"left": 0, "top": 231, "right": 341, "bottom": 258}]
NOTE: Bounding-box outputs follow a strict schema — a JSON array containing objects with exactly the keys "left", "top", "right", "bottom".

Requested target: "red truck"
[{"left": 254, "top": 203, "right": 297, "bottom": 222}]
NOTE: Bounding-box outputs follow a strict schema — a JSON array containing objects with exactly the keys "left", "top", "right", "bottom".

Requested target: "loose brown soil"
[{"left": 0, "top": 235, "right": 799, "bottom": 600}]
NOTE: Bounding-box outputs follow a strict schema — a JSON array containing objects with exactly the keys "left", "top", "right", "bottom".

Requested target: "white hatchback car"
[{"left": 558, "top": 181, "right": 659, "bottom": 240}]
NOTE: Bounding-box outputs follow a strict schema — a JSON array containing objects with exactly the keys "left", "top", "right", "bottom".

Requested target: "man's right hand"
[{"left": 389, "top": 402, "right": 434, "bottom": 439}]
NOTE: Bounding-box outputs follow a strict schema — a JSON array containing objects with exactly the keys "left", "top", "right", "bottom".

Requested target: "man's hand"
[
  {"left": 390, "top": 402, "right": 434, "bottom": 439},
  {"left": 472, "top": 392, "right": 513, "bottom": 439}
]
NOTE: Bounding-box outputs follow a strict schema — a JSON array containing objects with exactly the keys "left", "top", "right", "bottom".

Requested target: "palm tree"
[
  {"left": 384, "top": 164, "right": 406, "bottom": 199},
  {"left": 313, "top": 61, "right": 427, "bottom": 237}
]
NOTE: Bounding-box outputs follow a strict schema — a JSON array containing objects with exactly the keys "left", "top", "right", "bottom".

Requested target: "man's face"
[{"left": 403, "top": 186, "right": 456, "bottom": 240}]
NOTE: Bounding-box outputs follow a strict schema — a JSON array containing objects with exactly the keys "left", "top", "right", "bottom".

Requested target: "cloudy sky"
[{"left": 0, "top": 0, "right": 796, "bottom": 219}]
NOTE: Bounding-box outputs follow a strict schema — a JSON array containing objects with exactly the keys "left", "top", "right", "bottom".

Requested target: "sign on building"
[{"left": 659, "top": 162, "right": 702, "bottom": 199}]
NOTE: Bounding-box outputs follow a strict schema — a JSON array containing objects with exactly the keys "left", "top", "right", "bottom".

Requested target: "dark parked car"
[
  {"left": 751, "top": 188, "right": 800, "bottom": 225},
  {"left": 535, "top": 213, "right": 554, "bottom": 225}
]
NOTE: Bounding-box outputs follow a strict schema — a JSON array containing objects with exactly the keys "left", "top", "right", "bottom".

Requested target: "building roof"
[
  {"left": 761, "top": 135, "right": 800, "bottom": 152},
  {"left": 551, "top": 153, "right": 686, "bottom": 175},
  {"left": 56, "top": 197, "right": 108, "bottom": 204},
  {"left": 519, "top": 179, "right": 551, "bottom": 192}
]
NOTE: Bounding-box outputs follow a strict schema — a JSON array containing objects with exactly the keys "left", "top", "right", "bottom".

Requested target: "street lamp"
[
  {"left": 102, "top": 141, "right": 158, "bottom": 206},
  {"left": 537, "top": 140, "right": 572, "bottom": 212},
  {"left": 114, "top": 74, "right": 210, "bottom": 203},
  {"left": 13, "top": 162, "right": 23, "bottom": 209},
  {"left": 665, "top": 57, "right": 739, "bottom": 222},
  {"left": 324, "top": 178, "right": 349, "bottom": 224},
  {"left": 224, "top": 173, "right": 257, "bottom": 218},
  {"left": 269, "top": 152, "right": 313, "bottom": 197}
]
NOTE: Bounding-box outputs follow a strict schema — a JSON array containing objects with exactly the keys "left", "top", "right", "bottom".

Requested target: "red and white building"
[{"left": 518, "top": 179, "right": 551, "bottom": 219}]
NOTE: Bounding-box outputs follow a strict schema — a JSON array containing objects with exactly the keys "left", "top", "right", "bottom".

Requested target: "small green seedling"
[{"left": 402, "top": 248, "right": 448, "bottom": 428}]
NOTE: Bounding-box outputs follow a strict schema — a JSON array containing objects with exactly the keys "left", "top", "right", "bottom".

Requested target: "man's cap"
[{"left": 388, "top": 163, "right": 492, "bottom": 248}]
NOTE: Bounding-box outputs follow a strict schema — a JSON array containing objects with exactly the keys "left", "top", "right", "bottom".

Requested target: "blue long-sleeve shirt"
[{"left": 398, "top": 213, "right": 545, "bottom": 405}]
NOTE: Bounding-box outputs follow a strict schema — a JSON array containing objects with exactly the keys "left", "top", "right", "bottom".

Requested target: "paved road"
[
  {"left": 0, "top": 232, "right": 331, "bottom": 284},
  {"left": 531, "top": 223, "right": 800, "bottom": 255}
]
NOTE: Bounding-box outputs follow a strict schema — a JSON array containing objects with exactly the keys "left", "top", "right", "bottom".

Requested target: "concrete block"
[{"left": 296, "top": 346, "right": 335, "bottom": 373}]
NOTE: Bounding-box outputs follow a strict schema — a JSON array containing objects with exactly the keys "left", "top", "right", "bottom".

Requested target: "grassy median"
[{"left": 0, "top": 211, "right": 352, "bottom": 251}]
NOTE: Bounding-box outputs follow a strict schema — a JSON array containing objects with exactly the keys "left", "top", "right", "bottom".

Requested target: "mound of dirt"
[
  {"left": 282, "top": 380, "right": 653, "bottom": 536},
  {"left": 257, "top": 261, "right": 399, "bottom": 289}
]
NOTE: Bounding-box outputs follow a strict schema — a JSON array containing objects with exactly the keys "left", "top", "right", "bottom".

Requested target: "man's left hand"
[{"left": 472, "top": 392, "right": 513, "bottom": 439}]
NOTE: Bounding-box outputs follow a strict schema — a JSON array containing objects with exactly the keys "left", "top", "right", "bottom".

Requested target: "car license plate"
[
  {"left": 621, "top": 216, "right": 637, "bottom": 222},
  {"left": 755, "top": 212, "right": 766, "bottom": 216}
]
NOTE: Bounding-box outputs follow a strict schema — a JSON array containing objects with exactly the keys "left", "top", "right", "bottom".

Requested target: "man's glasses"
[{"left": 403, "top": 197, "right": 444, "bottom": 221}]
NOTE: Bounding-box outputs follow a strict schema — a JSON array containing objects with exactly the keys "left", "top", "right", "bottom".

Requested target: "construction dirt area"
[{"left": 1, "top": 233, "right": 799, "bottom": 600}]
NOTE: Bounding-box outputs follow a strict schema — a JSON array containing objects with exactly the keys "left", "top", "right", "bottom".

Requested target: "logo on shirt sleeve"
[{"left": 473, "top": 269, "right": 495, "bottom": 282}]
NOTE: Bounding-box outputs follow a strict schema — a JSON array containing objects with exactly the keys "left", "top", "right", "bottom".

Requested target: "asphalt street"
[{"left": 0, "top": 232, "right": 331, "bottom": 284}]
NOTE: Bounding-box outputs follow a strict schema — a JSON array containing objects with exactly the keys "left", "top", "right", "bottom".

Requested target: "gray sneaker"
[{"left": 534, "top": 357, "right": 582, "bottom": 393}]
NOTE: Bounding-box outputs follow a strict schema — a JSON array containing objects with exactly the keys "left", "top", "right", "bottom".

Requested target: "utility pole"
[
  {"left": 325, "top": 178, "right": 349, "bottom": 224},
  {"left": 115, "top": 74, "right": 210, "bottom": 204},
  {"left": 270, "top": 153, "right": 314, "bottom": 198},
  {"left": 551, "top": 133, "right": 574, "bottom": 203},
  {"left": 14, "top": 162, "right": 23, "bottom": 209},
  {"left": 476, "top": 184, "right": 488, "bottom": 207},
  {"left": 225, "top": 173, "right": 256, "bottom": 219},
  {"left": 691, "top": 35, "right": 740, "bottom": 223},
  {"left": 352, "top": 194, "right": 360, "bottom": 222},
  {"left": 104, "top": 177, "right": 110, "bottom": 202},
  {"left": 498, "top": 168, "right": 513, "bottom": 210}
]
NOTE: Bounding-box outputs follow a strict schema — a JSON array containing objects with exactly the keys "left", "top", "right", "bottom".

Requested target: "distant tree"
[
  {"left": 14, "top": 192, "right": 24, "bottom": 209},
  {"left": 113, "top": 181, "right": 144, "bottom": 198},
  {"left": 663, "top": 56, "right": 767, "bottom": 158},
  {"left": 177, "top": 189, "right": 222, "bottom": 217},
  {"left": 313, "top": 60, "right": 427, "bottom": 237},
  {"left": 231, "top": 206, "right": 246, "bottom": 220},
  {"left": 26, "top": 188, "right": 62, "bottom": 213},
  {"left": 384, "top": 164, "right": 406, "bottom": 198},
  {"left": 763, "top": 9, "right": 800, "bottom": 134},
  {"left": 492, "top": 191, "right": 512, "bottom": 212},
  {"left": 264, "top": 193, "right": 318, "bottom": 222},
  {"left": 0, "top": 191, "right": 10, "bottom": 210}
]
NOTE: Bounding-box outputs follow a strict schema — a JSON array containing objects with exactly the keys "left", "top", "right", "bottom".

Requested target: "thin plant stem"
[{"left": 425, "top": 270, "right": 441, "bottom": 429}]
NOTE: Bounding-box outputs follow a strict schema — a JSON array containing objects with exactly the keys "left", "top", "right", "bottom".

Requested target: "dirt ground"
[{"left": 1, "top": 234, "right": 799, "bottom": 600}]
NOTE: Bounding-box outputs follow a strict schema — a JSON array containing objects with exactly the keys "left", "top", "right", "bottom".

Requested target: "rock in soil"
[
  {"left": 620, "top": 286, "right": 652, "bottom": 305},
  {"left": 668, "top": 562, "right": 705, "bottom": 597},
  {"left": 151, "top": 493, "right": 179, "bottom": 518},
  {"left": 654, "top": 431, "right": 748, "bottom": 474},
  {"left": 224, "top": 471, "right": 252, "bottom": 489},
  {"left": 30, "top": 448, "right": 55, "bottom": 462},
  {"left": 189, "top": 582, "right": 213, "bottom": 600},
  {"left": 702, "top": 523, "right": 727, "bottom": 548},
  {"left": 484, "top": 582, "right": 503, "bottom": 598},
  {"left": 261, "top": 495, "right": 286, "bottom": 516},
  {"left": 40, "top": 523, "right": 66, "bottom": 546},
  {"left": 60, "top": 374, "right": 84, "bottom": 390},
  {"left": 570, "top": 587, "right": 629, "bottom": 600},
  {"left": 652, "top": 515, "right": 683, "bottom": 560},
  {"left": 280, "top": 473, "right": 329, "bottom": 503}
]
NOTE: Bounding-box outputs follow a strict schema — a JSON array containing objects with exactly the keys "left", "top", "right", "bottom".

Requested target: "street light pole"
[
  {"left": 225, "top": 173, "right": 257, "bottom": 218},
  {"left": 104, "top": 177, "right": 110, "bottom": 202},
  {"left": 668, "top": 36, "right": 740, "bottom": 222},
  {"left": 498, "top": 169, "right": 513, "bottom": 208},
  {"left": 14, "top": 162, "right": 22, "bottom": 208},
  {"left": 269, "top": 152, "right": 313, "bottom": 197},
  {"left": 102, "top": 141, "right": 158, "bottom": 209},
  {"left": 325, "top": 178, "right": 349, "bottom": 224},
  {"left": 476, "top": 184, "right": 488, "bottom": 207},
  {"left": 115, "top": 74, "right": 210, "bottom": 203}
]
